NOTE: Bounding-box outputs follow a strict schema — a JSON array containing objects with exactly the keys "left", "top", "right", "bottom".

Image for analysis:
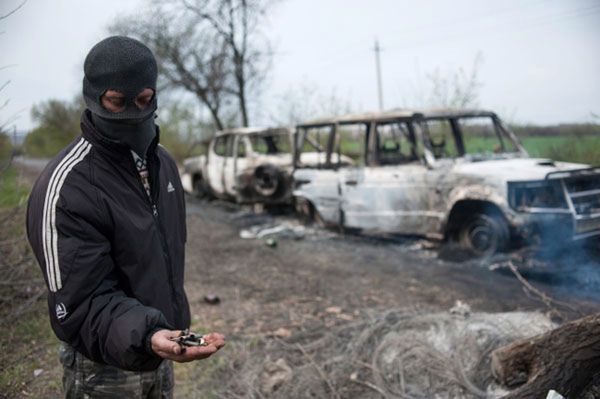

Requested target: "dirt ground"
[
  {"left": 175, "top": 196, "right": 600, "bottom": 397},
  {"left": 6, "top": 159, "right": 600, "bottom": 398}
]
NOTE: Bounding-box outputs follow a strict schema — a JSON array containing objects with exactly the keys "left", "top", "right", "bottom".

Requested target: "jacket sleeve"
[{"left": 29, "top": 184, "right": 171, "bottom": 371}]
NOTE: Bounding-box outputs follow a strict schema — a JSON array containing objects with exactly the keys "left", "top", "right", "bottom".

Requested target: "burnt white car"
[
  {"left": 293, "top": 109, "right": 600, "bottom": 255},
  {"left": 182, "top": 127, "right": 295, "bottom": 204}
]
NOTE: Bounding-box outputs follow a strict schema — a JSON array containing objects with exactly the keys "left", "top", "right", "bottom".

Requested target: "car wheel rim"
[
  {"left": 468, "top": 221, "right": 496, "bottom": 254},
  {"left": 255, "top": 169, "right": 278, "bottom": 197}
]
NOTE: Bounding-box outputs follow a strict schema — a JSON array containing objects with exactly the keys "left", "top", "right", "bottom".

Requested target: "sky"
[{"left": 1, "top": 0, "right": 599, "bottom": 134}]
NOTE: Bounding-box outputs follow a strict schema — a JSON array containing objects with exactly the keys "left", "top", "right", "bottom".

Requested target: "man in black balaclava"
[
  {"left": 83, "top": 35, "right": 159, "bottom": 158},
  {"left": 26, "top": 36, "right": 225, "bottom": 398}
]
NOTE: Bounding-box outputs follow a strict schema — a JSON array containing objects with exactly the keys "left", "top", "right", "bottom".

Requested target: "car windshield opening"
[
  {"left": 458, "top": 116, "right": 518, "bottom": 157},
  {"left": 422, "top": 116, "right": 519, "bottom": 159}
]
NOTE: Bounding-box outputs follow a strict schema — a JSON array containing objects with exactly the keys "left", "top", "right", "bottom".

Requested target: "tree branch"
[{"left": 0, "top": 0, "right": 27, "bottom": 20}]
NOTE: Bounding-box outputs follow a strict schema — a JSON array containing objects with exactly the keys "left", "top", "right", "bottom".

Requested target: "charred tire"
[
  {"left": 254, "top": 164, "right": 282, "bottom": 198},
  {"left": 192, "top": 174, "right": 210, "bottom": 199},
  {"left": 458, "top": 213, "right": 509, "bottom": 257},
  {"left": 295, "top": 197, "right": 326, "bottom": 227}
]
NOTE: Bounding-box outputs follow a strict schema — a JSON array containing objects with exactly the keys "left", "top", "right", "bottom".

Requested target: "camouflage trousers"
[{"left": 59, "top": 343, "right": 174, "bottom": 399}]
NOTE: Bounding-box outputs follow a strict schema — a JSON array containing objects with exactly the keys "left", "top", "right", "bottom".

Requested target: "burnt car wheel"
[
  {"left": 254, "top": 165, "right": 281, "bottom": 198},
  {"left": 295, "top": 197, "right": 326, "bottom": 227},
  {"left": 459, "top": 213, "right": 509, "bottom": 257},
  {"left": 192, "top": 174, "right": 210, "bottom": 199}
]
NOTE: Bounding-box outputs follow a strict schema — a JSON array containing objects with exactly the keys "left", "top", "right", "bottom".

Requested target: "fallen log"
[{"left": 491, "top": 312, "right": 600, "bottom": 398}]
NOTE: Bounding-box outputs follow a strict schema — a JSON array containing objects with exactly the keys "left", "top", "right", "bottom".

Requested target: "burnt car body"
[
  {"left": 292, "top": 109, "right": 600, "bottom": 255},
  {"left": 182, "top": 127, "right": 296, "bottom": 204}
]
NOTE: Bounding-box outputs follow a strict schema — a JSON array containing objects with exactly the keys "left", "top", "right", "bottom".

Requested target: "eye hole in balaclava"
[
  {"left": 101, "top": 88, "right": 155, "bottom": 113},
  {"left": 83, "top": 36, "right": 159, "bottom": 157}
]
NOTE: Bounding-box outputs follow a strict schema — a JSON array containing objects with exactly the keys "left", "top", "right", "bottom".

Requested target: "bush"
[
  {"left": 23, "top": 97, "right": 84, "bottom": 158},
  {"left": 157, "top": 101, "right": 214, "bottom": 163},
  {"left": 23, "top": 96, "right": 212, "bottom": 163},
  {"left": 0, "top": 132, "right": 13, "bottom": 167}
]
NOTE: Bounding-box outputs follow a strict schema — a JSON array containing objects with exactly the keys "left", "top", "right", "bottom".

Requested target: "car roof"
[
  {"left": 214, "top": 126, "right": 293, "bottom": 137},
  {"left": 297, "top": 108, "right": 497, "bottom": 128}
]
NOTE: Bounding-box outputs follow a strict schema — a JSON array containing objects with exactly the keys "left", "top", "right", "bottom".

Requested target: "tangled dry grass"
[{"left": 202, "top": 308, "right": 554, "bottom": 398}]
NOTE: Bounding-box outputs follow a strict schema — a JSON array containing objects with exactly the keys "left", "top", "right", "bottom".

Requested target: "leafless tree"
[
  {"left": 181, "top": 0, "right": 271, "bottom": 127},
  {"left": 112, "top": 14, "right": 228, "bottom": 130},
  {"left": 111, "top": 0, "right": 273, "bottom": 130},
  {"left": 0, "top": 0, "right": 26, "bottom": 21},
  {"left": 402, "top": 52, "right": 484, "bottom": 111},
  {"left": 426, "top": 52, "right": 484, "bottom": 109},
  {"left": 1, "top": 0, "right": 27, "bottom": 147},
  {"left": 271, "top": 81, "right": 355, "bottom": 126}
]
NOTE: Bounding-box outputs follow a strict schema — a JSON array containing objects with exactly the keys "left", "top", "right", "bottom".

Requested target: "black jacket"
[{"left": 26, "top": 111, "right": 190, "bottom": 371}]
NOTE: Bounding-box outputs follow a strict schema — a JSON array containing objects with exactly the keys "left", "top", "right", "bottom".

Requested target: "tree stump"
[{"left": 491, "top": 312, "right": 600, "bottom": 398}]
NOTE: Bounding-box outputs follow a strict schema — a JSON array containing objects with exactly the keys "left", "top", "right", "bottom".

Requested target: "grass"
[
  {"left": 0, "top": 167, "right": 30, "bottom": 209},
  {"left": 0, "top": 307, "right": 62, "bottom": 398},
  {"left": 520, "top": 135, "right": 600, "bottom": 165},
  {"left": 460, "top": 134, "right": 600, "bottom": 165},
  {"left": 331, "top": 133, "right": 600, "bottom": 166},
  {"left": 0, "top": 164, "right": 63, "bottom": 398},
  {"left": 174, "top": 352, "right": 227, "bottom": 399},
  {"left": 171, "top": 318, "right": 229, "bottom": 397}
]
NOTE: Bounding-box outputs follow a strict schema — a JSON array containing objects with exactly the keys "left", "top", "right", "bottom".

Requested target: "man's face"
[{"left": 101, "top": 88, "right": 155, "bottom": 113}]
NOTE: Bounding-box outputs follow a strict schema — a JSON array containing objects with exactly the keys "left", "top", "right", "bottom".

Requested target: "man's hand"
[{"left": 151, "top": 329, "right": 225, "bottom": 362}]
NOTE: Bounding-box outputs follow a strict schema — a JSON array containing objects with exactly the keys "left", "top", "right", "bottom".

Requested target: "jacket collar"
[{"left": 80, "top": 109, "right": 160, "bottom": 164}]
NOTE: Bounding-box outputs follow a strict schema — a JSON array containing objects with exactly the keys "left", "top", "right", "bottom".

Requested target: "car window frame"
[
  {"left": 213, "top": 135, "right": 228, "bottom": 157},
  {"left": 371, "top": 120, "right": 421, "bottom": 166}
]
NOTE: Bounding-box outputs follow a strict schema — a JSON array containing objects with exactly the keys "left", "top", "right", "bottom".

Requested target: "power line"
[
  {"left": 388, "top": 3, "right": 600, "bottom": 52},
  {"left": 388, "top": 0, "right": 550, "bottom": 38},
  {"left": 271, "top": 2, "right": 600, "bottom": 81}
]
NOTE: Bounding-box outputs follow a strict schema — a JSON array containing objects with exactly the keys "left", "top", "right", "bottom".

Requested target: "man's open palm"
[{"left": 151, "top": 330, "right": 225, "bottom": 362}]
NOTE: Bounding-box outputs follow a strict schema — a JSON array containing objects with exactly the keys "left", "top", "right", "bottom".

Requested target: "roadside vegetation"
[
  {"left": 0, "top": 155, "right": 62, "bottom": 398},
  {"left": 22, "top": 96, "right": 211, "bottom": 163},
  {"left": 19, "top": 97, "right": 600, "bottom": 167}
]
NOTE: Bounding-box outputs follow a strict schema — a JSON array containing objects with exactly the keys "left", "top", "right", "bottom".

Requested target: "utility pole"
[{"left": 373, "top": 39, "right": 384, "bottom": 111}]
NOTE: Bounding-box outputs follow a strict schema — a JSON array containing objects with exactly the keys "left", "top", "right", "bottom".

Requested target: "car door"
[
  {"left": 207, "top": 134, "right": 228, "bottom": 197},
  {"left": 222, "top": 134, "right": 239, "bottom": 197},
  {"left": 223, "top": 135, "right": 250, "bottom": 197},
  {"left": 293, "top": 124, "right": 343, "bottom": 225},
  {"left": 340, "top": 121, "right": 437, "bottom": 235}
]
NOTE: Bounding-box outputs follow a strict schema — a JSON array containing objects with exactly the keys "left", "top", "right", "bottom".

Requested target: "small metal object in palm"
[{"left": 169, "top": 329, "right": 208, "bottom": 347}]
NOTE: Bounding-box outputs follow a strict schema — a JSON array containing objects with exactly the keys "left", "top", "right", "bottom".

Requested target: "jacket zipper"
[
  {"left": 131, "top": 157, "right": 179, "bottom": 311},
  {"left": 151, "top": 203, "right": 177, "bottom": 309}
]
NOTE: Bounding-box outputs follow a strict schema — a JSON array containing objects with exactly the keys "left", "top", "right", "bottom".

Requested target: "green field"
[
  {"left": 313, "top": 134, "right": 600, "bottom": 166},
  {"left": 462, "top": 134, "right": 600, "bottom": 165},
  {"left": 519, "top": 135, "right": 600, "bottom": 165}
]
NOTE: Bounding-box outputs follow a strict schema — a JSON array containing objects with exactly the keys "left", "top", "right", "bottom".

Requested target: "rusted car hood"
[{"left": 450, "top": 157, "right": 588, "bottom": 182}]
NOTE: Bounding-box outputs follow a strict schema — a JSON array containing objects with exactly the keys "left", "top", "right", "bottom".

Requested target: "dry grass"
[
  {"left": 0, "top": 165, "right": 62, "bottom": 399},
  {"left": 194, "top": 309, "right": 555, "bottom": 399}
]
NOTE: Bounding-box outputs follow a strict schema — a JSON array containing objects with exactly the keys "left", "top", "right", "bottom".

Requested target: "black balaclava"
[{"left": 83, "top": 36, "right": 158, "bottom": 157}]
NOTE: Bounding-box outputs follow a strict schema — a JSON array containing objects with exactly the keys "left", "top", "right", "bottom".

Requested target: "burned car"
[
  {"left": 182, "top": 127, "right": 295, "bottom": 204},
  {"left": 293, "top": 109, "right": 600, "bottom": 255}
]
